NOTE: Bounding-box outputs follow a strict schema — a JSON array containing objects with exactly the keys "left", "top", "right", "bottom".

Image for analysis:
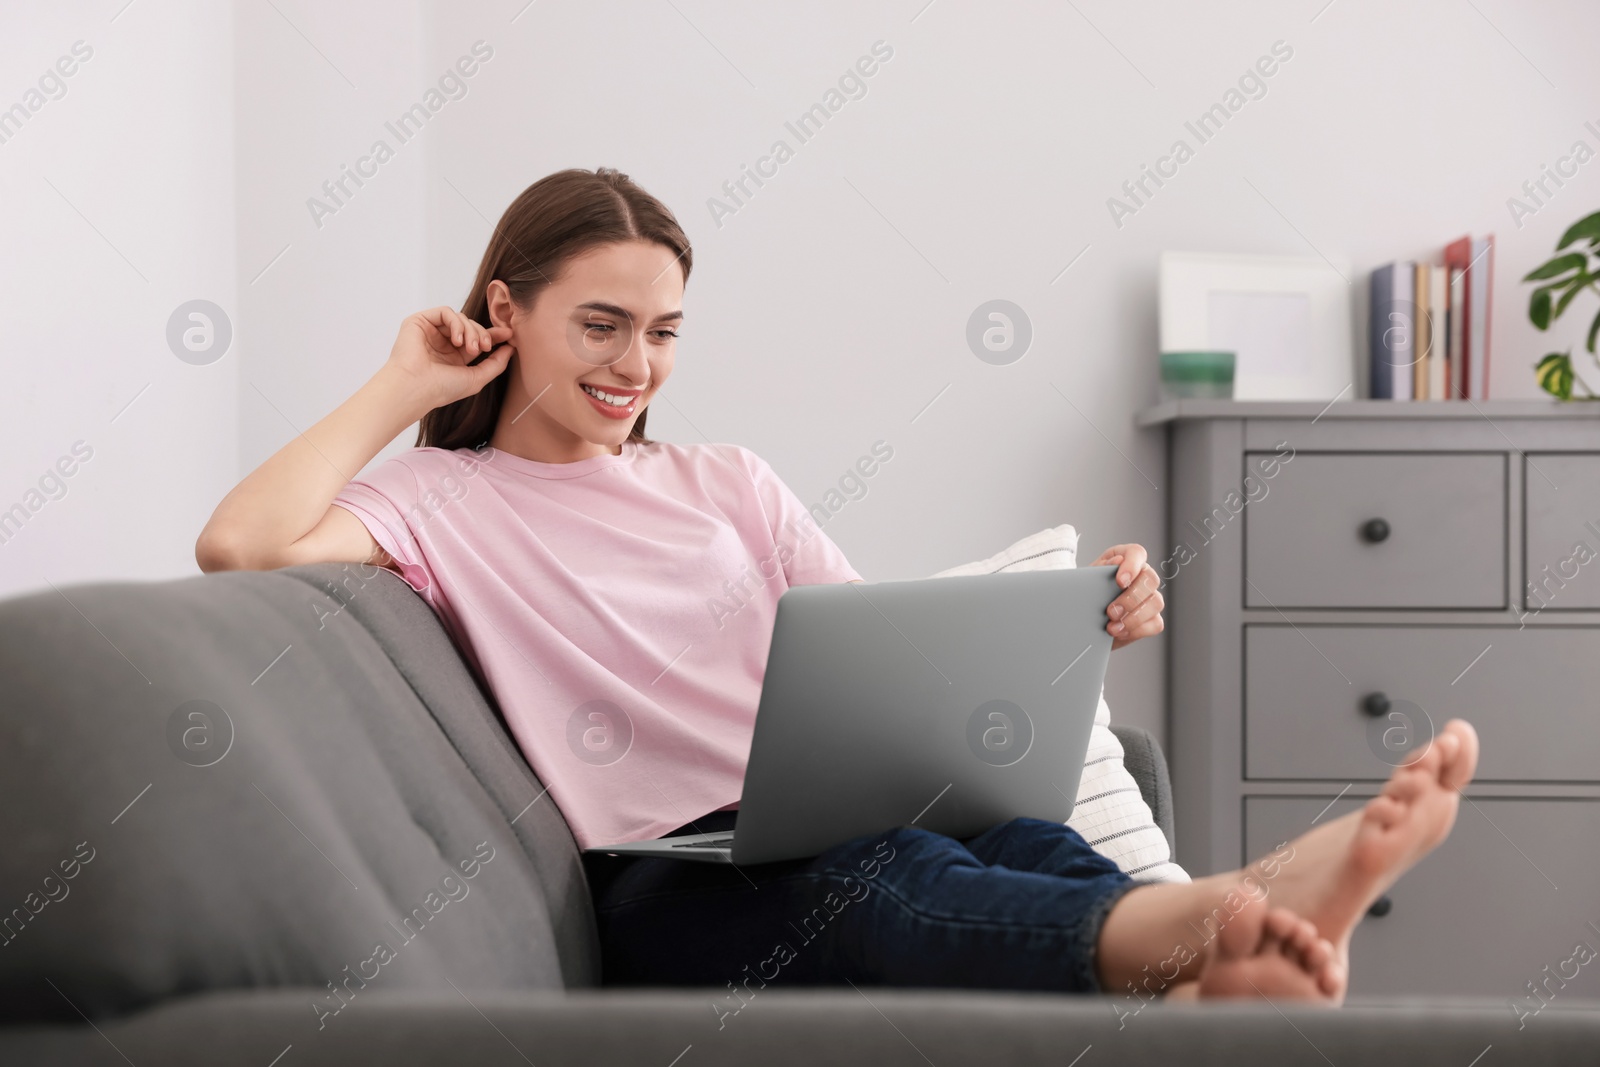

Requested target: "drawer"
[
  {"left": 1245, "top": 796, "right": 1600, "bottom": 998},
  {"left": 1525, "top": 453, "right": 1600, "bottom": 610},
  {"left": 1245, "top": 625, "right": 1600, "bottom": 781},
  {"left": 1244, "top": 452, "right": 1506, "bottom": 609}
]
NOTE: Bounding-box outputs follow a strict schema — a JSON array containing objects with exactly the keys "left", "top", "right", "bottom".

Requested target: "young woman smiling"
[{"left": 197, "top": 168, "right": 1478, "bottom": 1004}]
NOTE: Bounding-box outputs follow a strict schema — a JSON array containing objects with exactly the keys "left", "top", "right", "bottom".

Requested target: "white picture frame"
[{"left": 1158, "top": 251, "right": 1353, "bottom": 401}]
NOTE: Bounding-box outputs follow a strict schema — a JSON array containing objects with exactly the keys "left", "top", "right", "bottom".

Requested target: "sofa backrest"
[{"left": 0, "top": 562, "right": 597, "bottom": 1024}]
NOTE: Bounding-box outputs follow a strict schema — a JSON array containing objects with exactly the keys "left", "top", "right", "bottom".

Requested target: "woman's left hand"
[{"left": 1090, "top": 544, "right": 1164, "bottom": 651}]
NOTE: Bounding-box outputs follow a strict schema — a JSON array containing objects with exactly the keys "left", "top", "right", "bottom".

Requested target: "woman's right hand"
[{"left": 384, "top": 306, "right": 515, "bottom": 413}]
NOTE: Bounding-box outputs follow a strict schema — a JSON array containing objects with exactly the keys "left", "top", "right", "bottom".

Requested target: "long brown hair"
[{"left": 417, "top": 167, "right": 693, "bottom": 450}]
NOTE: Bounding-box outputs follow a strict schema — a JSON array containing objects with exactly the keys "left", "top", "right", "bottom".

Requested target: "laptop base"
[{"left": 585, "top": 831, "right": 738, "bottom": 864}]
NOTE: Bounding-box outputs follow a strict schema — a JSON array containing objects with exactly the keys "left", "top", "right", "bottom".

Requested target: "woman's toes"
[
  {"left": 1404, "top": 729, "right": 1447, "bottom": 777},
  {"left": 1364, "top": 794, "right": 1406, "bottom": 831},
  {"left": 1263, "top": 906, "right": 1301, "bottom": 944},
  {"left": 1277, "top": 916, "right": 1334, "bottom": 977},
  {"left": 1316, "top": 955, "right": 1347, "bottom": 999},
  {"left": 1301, "top": 935, "right": 1335, "bottom": 974},
  {"left": 1198, "top": 898, "right": 1335, "bottom": 1003},
  {"left": 1440, "top": 720, "right": 1480, "bottom": 789},
  {"left": 1285, "top": 916, "right": 1320, "bottom": 957},
  {"left": 1383, "top": 768, "right": 1428, "bottom": 805}
]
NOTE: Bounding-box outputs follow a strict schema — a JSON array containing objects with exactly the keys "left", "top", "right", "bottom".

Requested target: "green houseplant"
[{"left": 1525, "top": 209, "right": 1600, "bottom": 400}]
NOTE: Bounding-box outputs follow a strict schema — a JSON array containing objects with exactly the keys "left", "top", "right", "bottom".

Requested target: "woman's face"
[{"left": 487, "top": 239, "right": 684, "bottom": 462}]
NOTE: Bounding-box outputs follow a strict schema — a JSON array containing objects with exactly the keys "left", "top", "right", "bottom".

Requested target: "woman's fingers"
[
  {"left": 464, "top": 319, "right": 511, "bottom": 355},
  {"left": 421, "top": 306, "right": 466, "bottom": 347},
  {"left": 1106, "top": 561, "right": 1163, "bottom": 641},
  {"left": 1088, "top": 543, "right": 1164, "bottom": 645},
  {"left": 1107, "top": 562, "right": 1158, "bottom": 618},
  {"left": 419, "top": 306, "right": 453, "bottom": 332},
  {"left": 1110, "top": 587, "right": 1165, "bottom": 638},
  {"left": 1090, "top": 543, "right": 1151, "bottom": 589},
  {"left": 1109, "top": 578, "right": 1160, "bottom": 623},
  {"left": 469, "top": 342, "right": 513, "bottom": 383},
  {"left": 1113, "top": 544, "right": 1149, "bottom": 588},
  {"left": 465, "top": 322, "right": 515, "bottom": 359},
  {"left": 418, "top": 308, "right": 508, "bottom": 361}
]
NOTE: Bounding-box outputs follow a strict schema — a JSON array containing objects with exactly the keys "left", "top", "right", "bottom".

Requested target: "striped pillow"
[{"left": 932, "top": 525, "right": 1190, "bottom": 883}]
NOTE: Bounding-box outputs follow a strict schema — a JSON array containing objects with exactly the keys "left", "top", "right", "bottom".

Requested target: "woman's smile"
[{"left": 580, "top": 382, "right": 643, "bottom": 418}]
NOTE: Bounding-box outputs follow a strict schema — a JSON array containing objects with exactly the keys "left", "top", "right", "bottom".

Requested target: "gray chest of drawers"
[{"left": 1140, "top": 399, "right": 1600, "bottom": 999}]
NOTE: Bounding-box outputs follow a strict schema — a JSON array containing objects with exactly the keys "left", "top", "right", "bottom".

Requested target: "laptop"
[{"left": 585, "top": 566, "right": 1120, "bottom": 865}]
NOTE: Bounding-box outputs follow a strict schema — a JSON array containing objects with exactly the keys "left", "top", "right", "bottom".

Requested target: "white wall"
[
  {"left": 4, "top": 0, "right": 1599, "bottom": 743},
  {"left": 418, "top": 0, "right": 1600, "bottom": 738},
  {"left": 234, "top": 1, "right": 427, "bottom": 480},
  {"left": 0, "top": 1, "right": 236, "bottom": 596}
]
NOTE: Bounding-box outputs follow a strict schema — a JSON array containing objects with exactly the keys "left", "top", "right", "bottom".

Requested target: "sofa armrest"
[{"left": 1108, "top": 724, "right": 1175, "bottom": 853}]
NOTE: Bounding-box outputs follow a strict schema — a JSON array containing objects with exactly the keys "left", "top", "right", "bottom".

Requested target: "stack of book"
[{"left": 1368, "top": 235, "right": 1495, "bottom": 399}]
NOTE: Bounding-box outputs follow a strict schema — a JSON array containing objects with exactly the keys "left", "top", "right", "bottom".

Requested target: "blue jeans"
[{"left": 583, "top": 814, "right": 1138, "bottom": 997}]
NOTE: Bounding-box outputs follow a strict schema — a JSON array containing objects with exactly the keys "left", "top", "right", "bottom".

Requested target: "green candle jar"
[{"left": 1160, "top": 350, "right": 1235, "bottom": 400}]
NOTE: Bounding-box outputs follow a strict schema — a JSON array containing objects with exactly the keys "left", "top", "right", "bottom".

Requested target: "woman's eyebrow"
[{"left": 577, "top": 301, "right": 682, "bottom": 323}]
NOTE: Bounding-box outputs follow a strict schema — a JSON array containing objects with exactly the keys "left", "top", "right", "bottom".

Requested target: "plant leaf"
[
  {"left": 1589, "top": 309, "right": 1600, "bottom": 355},
  {"left": 1536, "top": 352, "right": 1574, "bottom": 400},
  {"left": 1524, "top": 252, "right": 1588, "bottom": 282},
  {"left": 1530, "top": 287, "right": 1554, "bottom": 330},
  {"left": 1553, "top": 274, "right": 1595, "bottom": 318},
  {"left": 1556, "top": 211, "right": 1600, "bottom": 251}
]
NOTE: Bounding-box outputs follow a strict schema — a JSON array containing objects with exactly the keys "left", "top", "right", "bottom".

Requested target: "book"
[
  {"left": 1429, "top": 265, "right": 1447, "bottom": 400},
  {"left": 1448, "top": 267, "right": 1465, "bottom": 399},
  {"left": 1444, "top": 237, "right": 1473, "bottom": 396},
  {"left": 1369, "top": 261, "right": 1415, "bottom": 399},
  {"left": 1470, "top": 235, "right": 1494, "bottom": 399},
  {"left": 1414, "top": 263, "right": 1431, "bottom": 400},
  {"left": 1444, "top": 235, "right": 1496, "bottom": 399}
]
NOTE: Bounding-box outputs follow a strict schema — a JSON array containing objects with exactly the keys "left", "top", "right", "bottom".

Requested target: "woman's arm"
[{"left": 194, "top": 308, "right": 512, "bottom": 573}]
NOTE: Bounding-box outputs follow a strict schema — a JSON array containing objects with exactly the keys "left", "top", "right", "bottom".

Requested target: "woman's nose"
[{"left": 608, "top": 327, "right": 651, "bottom": 384}]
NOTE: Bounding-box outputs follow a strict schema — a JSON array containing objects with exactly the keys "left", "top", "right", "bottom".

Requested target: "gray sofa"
[{"left": 2, "top": 563, "right": 1596, "bottom": 1065}]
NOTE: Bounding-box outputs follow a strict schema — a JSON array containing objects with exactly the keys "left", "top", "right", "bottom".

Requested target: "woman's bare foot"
[
  {"left": 1251, "top": 718, "right": 1480, "bottom": 971},
  {"left": 1094, "top": 719, "right": 1478, "bottom": 1002},
  {"left": 1170, "top": 893, "right": 1343, "bottom": 1002}
]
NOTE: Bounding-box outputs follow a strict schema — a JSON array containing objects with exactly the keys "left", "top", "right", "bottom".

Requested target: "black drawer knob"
[
  {"left": 1360, "top": 518, "right": 1391, "bottom": 543},
  {"left": 1362, "top": 692, "right": 1391, "bottom": 717},
  {"left": 1368, "top": 895, "right": 1393, "bottom": 918}
]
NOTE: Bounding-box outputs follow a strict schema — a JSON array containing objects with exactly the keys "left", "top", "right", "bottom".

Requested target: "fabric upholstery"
[
  {"left": 5, "top": 988, "right": 1600, "bottom": 1066},
  {"left": 277, "top": 562, "right": 600, "bottom": 987},
  {"left": 1110, "top": 723, "right": 1175, "bottom": 851},
  {"left": 6, "top": 564, "right": 1586, "bottom": 1064},
  {"left": 0, "top": 567, "right": 574, "bottom": 1026}
]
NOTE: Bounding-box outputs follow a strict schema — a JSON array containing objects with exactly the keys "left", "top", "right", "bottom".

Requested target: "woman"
[{"left": 198, "top": 167, "right": 1478, "bottom": 1004}]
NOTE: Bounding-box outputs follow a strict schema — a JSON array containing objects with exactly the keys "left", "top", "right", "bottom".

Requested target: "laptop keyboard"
[{"left": 671, "top": 837, "right": 735, "bottom": 848}]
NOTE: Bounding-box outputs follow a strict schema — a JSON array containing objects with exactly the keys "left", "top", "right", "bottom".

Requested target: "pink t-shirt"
[{"left": 331, "top": 440, "right": 860, "bottom": 849}]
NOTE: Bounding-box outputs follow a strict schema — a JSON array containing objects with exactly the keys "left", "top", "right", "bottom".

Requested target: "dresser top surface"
[{"left": 1135, "top": 398, "right": 1600, "bottom": 427}]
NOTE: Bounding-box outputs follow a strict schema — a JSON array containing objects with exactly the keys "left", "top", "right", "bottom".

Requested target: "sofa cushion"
[{"left": 0, "top": 565, "right": 583, "bottom": 1024}]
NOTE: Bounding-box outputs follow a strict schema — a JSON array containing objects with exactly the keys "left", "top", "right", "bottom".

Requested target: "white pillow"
[{"left": 932, "top": 525, "right": 1190, "bottom": 884}]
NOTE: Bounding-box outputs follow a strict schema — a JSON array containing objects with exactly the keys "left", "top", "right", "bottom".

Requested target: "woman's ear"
[{"left": 485, "top": 280, "right": 515, "bottom": 329}]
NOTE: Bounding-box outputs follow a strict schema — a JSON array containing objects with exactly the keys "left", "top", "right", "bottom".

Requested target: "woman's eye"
[
  {"left": 583, "top": 322, "right": 616, "bottom": 335},
  {"left": 651, "top": 329, "right": 679, "bottom": 340}
]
